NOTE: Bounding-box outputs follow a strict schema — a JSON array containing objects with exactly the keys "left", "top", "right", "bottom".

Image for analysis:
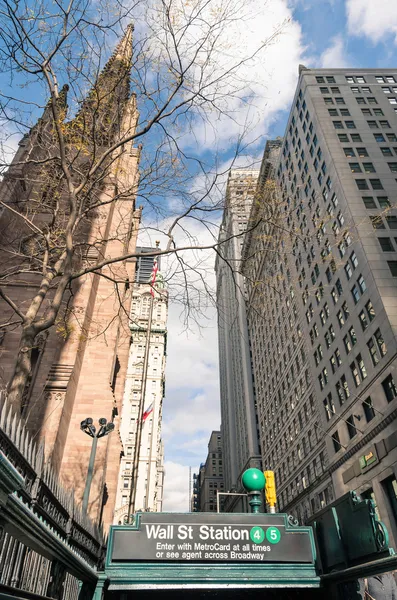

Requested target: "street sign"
[{"left": 110, "top": 512, "right": 314, "bottom": 564}]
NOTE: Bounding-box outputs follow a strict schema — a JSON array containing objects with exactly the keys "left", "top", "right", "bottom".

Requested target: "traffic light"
[{"left": 264, "top": 471, "right": 276, "bottom": 513}]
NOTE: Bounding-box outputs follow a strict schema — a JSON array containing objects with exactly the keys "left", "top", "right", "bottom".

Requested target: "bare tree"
[{"left": 0, "top": 0, "right": 285, "bottom": 408}]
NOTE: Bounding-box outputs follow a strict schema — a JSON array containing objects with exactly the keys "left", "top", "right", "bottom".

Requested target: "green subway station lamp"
[{"left": 242, "top": 468, "right": 266, "bottom": 514}]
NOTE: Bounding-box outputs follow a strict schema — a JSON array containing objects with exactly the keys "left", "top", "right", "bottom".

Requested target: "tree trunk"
[{"left": 7, "top": 326, "right": 37, "bottom": 410}]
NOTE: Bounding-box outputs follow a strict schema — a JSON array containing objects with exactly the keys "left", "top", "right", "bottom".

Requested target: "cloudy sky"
[{"left": 161, "top": 0, "right": 397, "bottom": 511}]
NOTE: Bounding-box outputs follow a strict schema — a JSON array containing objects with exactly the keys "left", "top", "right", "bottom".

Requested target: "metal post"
[
  {"left": 248, "top": 491, "right": 262, "bottom": 514},
  {"left": 82, "top": 435, "right": 98, "bottom": 514},
  {"left": 129, "top": 293, "right": 154, "bottom": 517},
  {"left": 216, "top": 492, "right": 248, "bottom": 513},
  {"left": 80, "top": 418, "right": 114, "bottom": 516}
]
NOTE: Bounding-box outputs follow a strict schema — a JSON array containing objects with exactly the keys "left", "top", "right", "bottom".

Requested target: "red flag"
[
  {"left": 142, "top": 402, "right": 154, "bottom": 422},
  {"left": 150, "top": 259, "right": 158, "bottom": 297}
]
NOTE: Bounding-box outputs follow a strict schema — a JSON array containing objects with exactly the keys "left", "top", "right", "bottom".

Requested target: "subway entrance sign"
[
  {"left": 101, "top": 469, "right": 320, "bottom": 595},
  {"left": 109, "top": 513, "right": 314, "bottom": 564},
  {"left": 101, "top": 511, "right": 320, "bottom": 595}
]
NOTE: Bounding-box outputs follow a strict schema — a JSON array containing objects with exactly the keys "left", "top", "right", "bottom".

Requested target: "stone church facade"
[{"left": 0, "top": 25, "right": 141, "bottom": 529}]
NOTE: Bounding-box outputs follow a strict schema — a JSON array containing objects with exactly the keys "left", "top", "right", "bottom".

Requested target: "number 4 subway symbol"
[{"left": 250, "top": 526, "right": 281, "bottom": 544}]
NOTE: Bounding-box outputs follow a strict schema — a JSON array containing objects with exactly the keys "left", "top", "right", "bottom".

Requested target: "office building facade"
[
  {"left": 243, "top": 139, "right": 333, "bottom": 522},
  {"left": 215, "top": 169, "right": 262, "bottom": 511},
  {"left": 245, "top": 68, "right": 397, "bottom": 542},
  {"left": 195, "top": 431, "right": 225, "bottom": 512},
  {"left": 113, "top": 256, "right": 167, "bottom": 523}
]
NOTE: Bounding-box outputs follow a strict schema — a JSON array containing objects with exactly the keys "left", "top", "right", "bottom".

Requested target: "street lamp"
[{"left": 80, "top": 417, "right": 115, "bottom": 514}]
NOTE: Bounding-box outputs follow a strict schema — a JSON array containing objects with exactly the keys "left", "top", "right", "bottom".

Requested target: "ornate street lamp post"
[{"left": 80, "top": 417, "right": 115, "bottom": 514}]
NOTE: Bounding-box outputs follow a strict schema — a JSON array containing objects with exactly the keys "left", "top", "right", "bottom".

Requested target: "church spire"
[{"left": 70, "top": 23, "right": 134, "bottom": 146}]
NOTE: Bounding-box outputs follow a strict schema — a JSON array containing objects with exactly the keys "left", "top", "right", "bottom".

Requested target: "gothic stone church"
[{"left": 0, "top": 26, "right": 141, "bottom": 529}]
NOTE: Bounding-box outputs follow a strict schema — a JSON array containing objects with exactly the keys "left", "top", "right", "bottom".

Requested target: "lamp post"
[
  {"left": 241, "top": 468, "right": 266, "bottom": 514},
  {"left": 80, "top": 417, "right": 115, "bottom": 514}
]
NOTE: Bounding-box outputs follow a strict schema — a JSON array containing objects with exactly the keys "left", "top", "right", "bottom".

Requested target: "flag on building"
[
  {"left": 142, "top": 402, "right": 154, "bottom": 422},
  {"left": 150, "top": 259, "right": 158, "bottom": 297}
]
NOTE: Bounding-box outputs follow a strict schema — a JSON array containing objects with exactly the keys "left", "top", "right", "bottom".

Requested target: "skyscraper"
[
  {"left": 0, "top": 26, "right": 141, "bottom": 528},
  {"left": 113, "top": 254, "right": 168, "bottom": 522},
  {"left": 244, "top": 68, "right": 397, "bottom": 541},
  {"left": 215, "top": 169, "right": 262, "bottom": 510},
  {"left": 194, "top": 431, "right": 225, "bottom": 513}
]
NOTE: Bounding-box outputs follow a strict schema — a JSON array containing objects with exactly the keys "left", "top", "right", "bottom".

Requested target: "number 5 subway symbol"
[{"left": 266, "top": 526, "right": 281, "bottom": 544}]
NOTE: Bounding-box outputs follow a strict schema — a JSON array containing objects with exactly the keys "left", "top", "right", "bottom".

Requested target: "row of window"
[
  {"left": 332, "top": 374, "right": 397, "bottom": 452},
  {"left": 371, "top": 214, "right": 397, "bottom": 229},
  {"left": 329, "top": 107, "right": 386, "bottom": 117},
  {"left": 333, "top": 119, "right": 391, "bottom": 130},
  {"left": 317, "top": 74, "right": 396, "bottom": 85}
]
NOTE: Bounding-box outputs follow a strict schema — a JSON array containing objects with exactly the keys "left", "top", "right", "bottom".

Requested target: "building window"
[
  {"left": 338, "top": 134, "right": 349, "bottom": 142},
  {"left": 388, "top": 261, "right": 397, "bottom": 276},
  {"left": 374, "top": 133, "right": 385, "bottom": 142},
  {"left": 344, "top": 335, "right": 352, "bottom": 354},
  {"left": 378, "top": 196, "right": 391, "bottom": 208},
  {"left": 333, "top": 121, "right": 343, "bottom": 129},
  {"left": 351, "top": 133, "right": 362, "bottom": 142},
  {"left": 345, "top": 263, "right": 353, "bottom": 280},
  {"left": 357, "top": 353, "right": 368, "bottom": 380},
  {"left": 349, "top": 326, "right": 357, "bottom": 346},
  {"left": 323, "top": 394, "right": 335, "bottom": 421},
  {"left": 359, "top": 310, "right": 368, "bottom": 330},
  {"left": 356, "top": 179, "right": 369, "bottom": 190},
  {"left": 386, "top": 216, "right": 397, "bottom": 230},
  {"left": 344, "top": 148, "right": 355, "bottom": 157},
  {"left": 363, "top": 162, "right": 376, "bottom": 173},
  {"left": 350, "top": 361, "right": 361, "bottom": 386},
  {"left": 358, "top": 274, "right": 366, "bottom": 293},
  {"left": 346, "top": 415, "right": 357, "bottom": 439},
  {"left": 350, "top": 162, "right": 361, "bottom": 173},
  {"left": 378, "top": 237, "right": 394, "bottom": 252},
  {"left": 382, "top": 374, "right": 397, "bottom": 402},
  {"left": 370, "top": 215, "right": 386, "bottom": 229},
  {"left": 370, "top": 179, "right": 383, "bottom": 190},
  {"left": 363, "top": 397, "right": 375, "bottom": 422},
  {"left": 367, "top": 338, "right": 379, "bottom": 365},
  {"left": 332, "top": 430, "right": 342, "bottom": 453},
  {"left": 365, "top": 300, "right": 375, "bottom": 321},
  {"left": 381, "top": 147, "right": 393, "bottom": 156},
  {"left": 357, "top": 147, "right": 368, "bottom": 157},
  {"left": 346, "top": 121, "right": 356, "bottom": 129},
  {"left": 375, "top": 329, "right": 387, "bottom": 357},
  {"left": 362, "top": 196, "right": 377, "bottom": 208}
]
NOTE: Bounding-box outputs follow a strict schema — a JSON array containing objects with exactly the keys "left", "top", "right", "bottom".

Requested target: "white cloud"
[
  {"left": 320, "top": 35, "right": 349, "bottom": 68},
  {"left": 162, "top": 461, "right": 192, "bottom": 512},
  {"left": 346, "top": 0, "right": 397, "bottom": 44},
  {"left": 181, "top": 0, "right": 307, "bottom": 149},
  {"left": 134, "top": 0, "right": 306, "bottom": 151}
]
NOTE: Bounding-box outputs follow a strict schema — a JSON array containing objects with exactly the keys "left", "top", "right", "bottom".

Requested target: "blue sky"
[{"left": 161, "top": 0, "right": 397, "bottom": 511}]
